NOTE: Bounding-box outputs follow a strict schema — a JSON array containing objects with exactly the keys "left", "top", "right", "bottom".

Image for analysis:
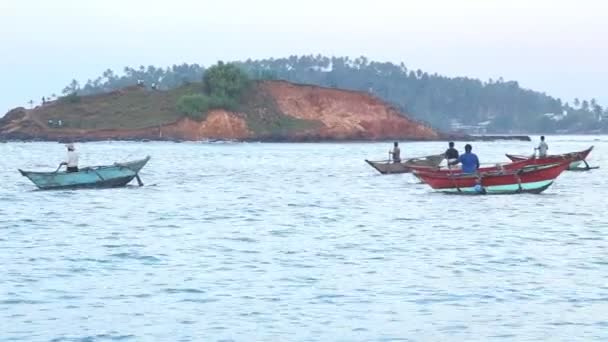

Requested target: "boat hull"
[
  {"left": 365, "top": 154, "right": 444, "bottom": 174},
  {"left": 414, "top": 162, "right": 569, "bottom": 195},
  {"left": 19, "top": 156, "right": 150, "bottom": 190}
]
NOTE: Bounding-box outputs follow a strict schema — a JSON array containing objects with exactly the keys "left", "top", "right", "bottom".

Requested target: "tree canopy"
[{"left": 176, "top": 62, "right": 248, "bottom": 119}]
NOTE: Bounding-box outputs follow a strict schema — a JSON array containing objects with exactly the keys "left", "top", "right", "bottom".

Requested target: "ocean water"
[{"left": 1, "top": 136, "right": 607, "bottom": 341}]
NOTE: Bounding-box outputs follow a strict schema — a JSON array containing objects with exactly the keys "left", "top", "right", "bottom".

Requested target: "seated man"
[
  {"left": 450, "top": 144, "right": 479, "bottom": 173},
  {"left": 445, "top": 141, "right": 459, "bottom": 164}
]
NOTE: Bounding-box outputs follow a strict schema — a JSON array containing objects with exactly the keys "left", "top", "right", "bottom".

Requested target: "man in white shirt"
[
  {"left": 535, "top": 136, "right": 549, "bottom": 157},
  {"left": 61, "top": 143, "right": 79, "bottom": 172}
]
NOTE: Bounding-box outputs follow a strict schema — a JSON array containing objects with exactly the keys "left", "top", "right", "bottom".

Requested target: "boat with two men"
[{"left": 414, "top": 160, "right": 570, "bottom": 195}]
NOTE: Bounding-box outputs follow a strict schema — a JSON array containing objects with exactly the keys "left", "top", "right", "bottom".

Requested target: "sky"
[{"left": 0, "top": 0, "right": 607, "bottom": 114}]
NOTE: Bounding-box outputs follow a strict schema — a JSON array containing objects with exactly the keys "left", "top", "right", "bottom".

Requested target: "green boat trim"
[{"left": 440, "top": 179, "right": 555, "bottom": 195}]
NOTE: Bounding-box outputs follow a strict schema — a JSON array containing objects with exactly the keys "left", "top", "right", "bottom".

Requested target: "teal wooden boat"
[{"left": 19, "top": 156, "right": 151, "bottom": 190}]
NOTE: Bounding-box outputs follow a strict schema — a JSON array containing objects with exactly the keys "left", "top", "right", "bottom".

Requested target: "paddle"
[{"left": 54, "top": 163, "right": 64, "bottom": 173}]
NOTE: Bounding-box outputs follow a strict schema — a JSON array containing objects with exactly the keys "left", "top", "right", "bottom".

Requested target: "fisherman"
[
  {"left": 389, "top": 141, "right": 401, "bottom": 163},
  {"left": 535, "top": 135, "right": 548, "bottom": 157},
  {"left": 445, "top": 141, "right": 459, "bottom": 164},
  {"left": 60, "top": 143, "right": 79, "bottom": 172},
  {"left": 450, "top": 144, "right": 479, "bottom": 173}
]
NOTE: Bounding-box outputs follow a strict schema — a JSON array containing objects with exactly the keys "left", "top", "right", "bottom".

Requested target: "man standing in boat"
[
  {"left": 60, "top": 143, "right": 79, "bottom": 173},
  {"left": 445, "top": 141, "right": 459, "bottom": 164},
  {"left": 389, "top": 141, "right": 401, "bottom": 163},
  {"left": 450, "top": 144, "right": 479, "bottom": 173},
  {"left": 535, "top": 136, "right": 548, "bottom": 157}
]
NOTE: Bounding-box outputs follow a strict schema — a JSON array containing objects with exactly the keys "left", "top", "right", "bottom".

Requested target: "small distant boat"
[
  {"left": 19, "top": 156, "right": 151, "bottom": 190},
  {"left": 365, "top": 154, "right": 444, "bottom": 174},
  {"left": 414, "top": 161, "right": 570, "bottom": 195},
  {"left": 505, "top": 146, "right": 594, "bottom": 170}
]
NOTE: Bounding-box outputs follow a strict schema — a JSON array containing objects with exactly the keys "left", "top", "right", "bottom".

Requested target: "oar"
[
  {"left": 135, "top": 174, "right": 144, "bottom": 186},
  {"left": 53, "top": 163, "right": 64, "bottom": 173}
]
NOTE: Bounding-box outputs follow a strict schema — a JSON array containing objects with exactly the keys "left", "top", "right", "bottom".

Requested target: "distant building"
[
  {"left": 449, "top": 119, "right": 488, "bottom": 134},
  {"left": 543, "top": 112, "right": 565, "bottom": 121}
]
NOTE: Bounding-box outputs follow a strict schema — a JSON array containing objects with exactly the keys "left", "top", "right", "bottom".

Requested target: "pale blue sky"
[{"left": 1, "top": 0, "right": 606, "bottom": 114}]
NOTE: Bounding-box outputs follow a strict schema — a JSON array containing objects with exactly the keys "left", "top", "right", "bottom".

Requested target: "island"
[{"left": 0, "top": 64, "right": 440, "bottom": 142}]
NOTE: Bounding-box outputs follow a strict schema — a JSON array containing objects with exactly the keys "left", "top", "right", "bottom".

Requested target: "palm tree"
[
  {"left": 69, "top": 79, "right": 80, "bottom": 92},
  {"left": 102, "top": 69, "right": 114, "bottom": 81},
  {"left": 593, "top": 104, "right": 603, "bottom": 120}
]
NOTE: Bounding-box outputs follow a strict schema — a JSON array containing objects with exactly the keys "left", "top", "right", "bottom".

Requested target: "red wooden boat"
[
  {"left": 505, "top": 146, "right": 594, "bottom": 170},
  {"left": 414, "top": 161, "right": 570, "bottom": 194}
]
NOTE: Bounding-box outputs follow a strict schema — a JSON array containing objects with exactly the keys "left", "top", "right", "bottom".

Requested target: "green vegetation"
[
  {"left": 64, "top": 55, "right": 607, "bottom": 133},
  {"left": 203, "top": 62, "right": 250, "bottom": 99},
  {"left": 175, "top": 62, "right": 249, "bottom": 119},
  {"left": 38, "top": 83, "right": 202, "bottom": 130},
  {"left": 60, "top": 92, "right": 81, "bottom": 104},
  {"left": 176, "top": 94, "right": 209, "bottom": 119}
]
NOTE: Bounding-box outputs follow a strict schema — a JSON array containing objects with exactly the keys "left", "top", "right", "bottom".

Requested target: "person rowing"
[
  {"left": 389, "top": 141, "right": 401, "bottom": 163},
  {"left": 60, "top": 143, "right": 79, "bottom": 173},
  {"left": 449, "top": 144, "right": 479, "bottom": 173}
]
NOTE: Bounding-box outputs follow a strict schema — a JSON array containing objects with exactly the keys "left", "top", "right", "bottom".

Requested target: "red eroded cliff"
[{"left": 259, "top": 81, "right": 439, "bottom": 140}]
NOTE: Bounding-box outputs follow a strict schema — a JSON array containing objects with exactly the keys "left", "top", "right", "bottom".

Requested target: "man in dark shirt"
[{"left": 445, "top": 141, "right": 459, "bottom": 162}]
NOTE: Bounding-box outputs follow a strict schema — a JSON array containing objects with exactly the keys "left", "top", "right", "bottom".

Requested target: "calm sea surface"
[{"left": 1, "top": 136, "right": 607, "bottom": 341}]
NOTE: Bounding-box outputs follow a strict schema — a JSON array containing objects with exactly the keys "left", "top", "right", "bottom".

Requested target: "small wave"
[
  {"left": 50, "top": 334, "right": 135, "bottom": 342},
  {"left": 109, "top": 253, "right": 161, "bottom": 262},
  {"left": 179, "top": 298, "right": 219, "bottom": 303},
  {"left": 0, "top": 299, "right": 46, "bottom": 305},
  {"left": 163, "top": 288, "right": 206, "bottom": 294}
]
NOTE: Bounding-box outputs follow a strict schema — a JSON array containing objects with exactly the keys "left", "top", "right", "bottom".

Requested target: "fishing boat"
[
  {"left": 505, "top": 146, "right": 594, "bottom": 170},
  {"left": 365, "top": 154, "right": 444, "bottom": 174},
  {"left": 414, "top": 161, "right": 570, "bottom": 195},
  {"left": 19, "top": 156, "right": 151, "bottom": 190}
]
